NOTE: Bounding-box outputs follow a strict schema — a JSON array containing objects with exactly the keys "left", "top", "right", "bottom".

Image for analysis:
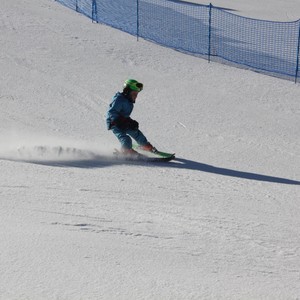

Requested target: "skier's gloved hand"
[
  {"left": 128, "top": 119, "right": 139, "bottom": 130},
  {"left": 114, "top": 116, "right": 129, "bottom": 130},
  {"left": 114, "top": 116, "right": 138, "bottom": 130}
]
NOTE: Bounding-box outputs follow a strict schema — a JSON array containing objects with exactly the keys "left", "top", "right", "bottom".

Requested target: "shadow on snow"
[
  {"left": 3, "top": 155, "right": 299, "bottom": 186},
  {"left": 172, "top": 158, "right": 300, "bottom": 185}
]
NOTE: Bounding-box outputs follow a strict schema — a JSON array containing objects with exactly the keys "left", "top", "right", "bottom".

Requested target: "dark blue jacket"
[{"left": 106, "top": 92, "right": 134, "bottom": 129}]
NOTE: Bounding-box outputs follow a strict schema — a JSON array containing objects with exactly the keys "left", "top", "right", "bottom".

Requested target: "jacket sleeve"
[{"left": 107, "top": 96, "right": 123, "bottom": 121}]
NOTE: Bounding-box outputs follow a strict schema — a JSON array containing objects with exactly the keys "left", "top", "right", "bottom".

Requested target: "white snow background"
[{"left": 0, "top": 0, "right": 300, "bottom": 299}]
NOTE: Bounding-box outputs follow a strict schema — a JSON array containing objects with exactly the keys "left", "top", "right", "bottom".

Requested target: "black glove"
[
  {"left": 115, "top": 117, "right": 139, "bottom": 130},
  {"left": 128, "top": 119, "right": 139, "bottom": 130}
]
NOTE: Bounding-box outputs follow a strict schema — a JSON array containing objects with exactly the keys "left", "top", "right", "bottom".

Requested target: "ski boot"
[
  {"left": 139, "top": 143, "right": 158, "bottom": 154},
  {"left": 121, "top": 148, "right": 143, "bottom": 159}
]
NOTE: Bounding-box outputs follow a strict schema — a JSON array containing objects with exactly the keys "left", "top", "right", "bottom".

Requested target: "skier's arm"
[{"left": 107, "top": 98, "right": 123, "bottom": 122}]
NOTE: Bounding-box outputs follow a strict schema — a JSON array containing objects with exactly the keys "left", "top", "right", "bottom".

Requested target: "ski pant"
[{"left": 111, "top": 126, "right": 148, "bottom": 149}]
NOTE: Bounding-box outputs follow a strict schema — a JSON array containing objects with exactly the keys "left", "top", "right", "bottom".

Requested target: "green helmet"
[{"left": 124, "top": 79, "right": 143, "bottom": 92}]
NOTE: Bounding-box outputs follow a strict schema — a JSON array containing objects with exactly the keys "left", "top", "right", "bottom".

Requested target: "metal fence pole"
[
  {"left": 137, "top": 0, "right": 140, "bottom": 41},
  {"left": 92, "top": 0, "right": 98, "bottom": 23},
  {"left": 208, "top": 3, "right": 212, "bottom": 63},
  {"left": 295, "top": 20, "right": 300, "bottom": 83}
]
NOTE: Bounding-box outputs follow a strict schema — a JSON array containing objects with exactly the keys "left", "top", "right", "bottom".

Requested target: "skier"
[{"left": 106, "top": 79, "right": 157, "bottom": 156}]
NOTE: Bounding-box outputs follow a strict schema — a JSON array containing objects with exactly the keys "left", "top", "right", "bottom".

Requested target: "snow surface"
[{"left": 0, "top": 0, "right": 300, "bottom": 299}]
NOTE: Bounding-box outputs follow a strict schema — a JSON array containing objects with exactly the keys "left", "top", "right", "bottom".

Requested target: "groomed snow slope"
[{"left": 0, "top": 0, "right": 299, "bottom": 299}]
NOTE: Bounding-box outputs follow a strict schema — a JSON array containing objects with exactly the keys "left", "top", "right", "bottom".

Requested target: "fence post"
[
  {"left": 208, "top": 3, "right": 212, "bottom": 63},
  {"left": 137, "top": 0, "right": 140, "bottom": 41},
  {"left": 92, "top": 0, "right": 98, "bottom": 23},
  {"left": 295, "top": 21, "right": 300, "bottom": 83}
]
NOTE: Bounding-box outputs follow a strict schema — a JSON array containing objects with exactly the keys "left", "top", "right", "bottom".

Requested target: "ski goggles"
[
  {"left": 135, "top": 82, "right": 143, "bottom": 92},
  {"left": 129, "top": 82, "right": 143, "bottom": 92},
  {"left": 125, "top": 80, "right": 143, "bottom": 92}
]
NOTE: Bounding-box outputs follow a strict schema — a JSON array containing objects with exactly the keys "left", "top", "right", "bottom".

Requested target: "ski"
[
  {"left": 113, "top": 148, "right": 175, "bottom": 162},
  {"left": 132, "top": 144, "right": 175, "bottom": 160}
]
